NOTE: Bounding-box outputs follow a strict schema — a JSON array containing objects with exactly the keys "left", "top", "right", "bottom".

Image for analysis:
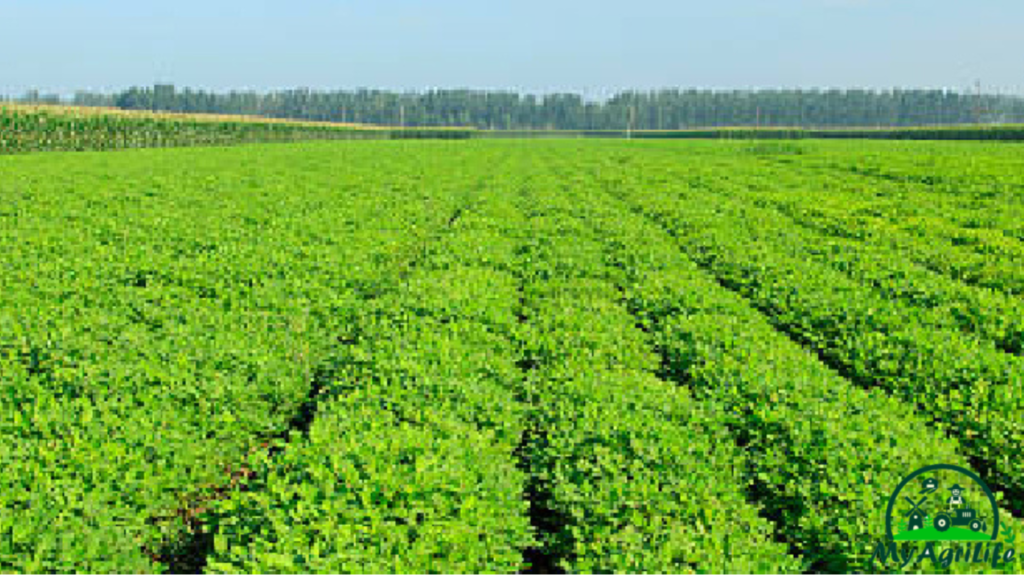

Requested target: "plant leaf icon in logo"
[{"left": 1002, "top": 525, "right": 1015, "bottom": 544}]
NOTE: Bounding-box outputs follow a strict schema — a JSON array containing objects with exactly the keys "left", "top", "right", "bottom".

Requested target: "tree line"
[{"left": 8, "top": 85, "right": 1024, "bottom": 129}]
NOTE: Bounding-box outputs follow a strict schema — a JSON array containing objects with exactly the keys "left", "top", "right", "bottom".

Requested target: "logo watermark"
[{"left": 870, "top": 464, "right": 1017, "bottom": 571}]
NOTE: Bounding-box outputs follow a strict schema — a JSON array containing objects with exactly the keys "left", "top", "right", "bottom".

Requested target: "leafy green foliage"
[
  {"left": 0, "top": 105, "right": 472, "bottom": 155},
  {"left": 46, "top": 84, "right": 1024, "bottom": 130},
  {"left": 511, "top": 174, "right": 799, "bottom": 573},
  {"left": 0, "top": 141, "right": 496, "bottom": 571},
  {"left": 203, "top": 174, "right": 535, "bottom": 572},
  {"left": 2, "top": 139, "right": 1022, "bottom": 573}
]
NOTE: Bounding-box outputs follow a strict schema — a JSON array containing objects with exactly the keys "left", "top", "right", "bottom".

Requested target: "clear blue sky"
[{"left": 3, "top": 0, "right": 1022, "bottom": 96}]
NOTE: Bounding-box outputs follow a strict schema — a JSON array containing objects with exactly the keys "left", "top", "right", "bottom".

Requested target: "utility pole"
[
  {"left": 975, "top": 80, "right": 983, "bottom": 125},
  {"left": 399, "top": 104, "right": 405, "bottom": 129},
  {"left": 627, "top": 105, "right": 635, "bottom": 140}
]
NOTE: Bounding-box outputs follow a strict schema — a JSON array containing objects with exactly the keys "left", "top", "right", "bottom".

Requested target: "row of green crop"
[
  {"left": 592, "top": 155, "right": 1024, "bottom": 517},
  {"left": 6, "top": 138, "right": 1022, "bottom": 572},
  {"left": 204, "top": 156, "right": 800, "bottom": 573},
  {"left": 477, "top": 125, "right": 1024, "bottom": 141},
  {"left": 626, "top": 151, "right": 1024, "bottom": 349},
  {"left": 528, "top": 151, "right": 1024, "bottom": 572},
  {"left": 736, "top": 193, "right": 1024, "bottom": 354},
  {"left": 784, "top": 141, "right": 1024, "bottom": 204},
  {"left": 597, "top": 145, "right": 1024, "bottom": 348},
  {"left": 738, "top": 149, "right": 1024, "bottom": 292},
  {"left": 11, "top": 106, "right": 1022, "bottom": 152},
  {"left": 204, "top": 198, "right": 534, "bottom": 572},
  {"left": 506, "top": 164, "right": 798, "bottom": 573},
  {"left": 0, "top": 142, "right": 487, "bottom": 572},
  {"left": 811, "top": 125, "right": 1024, "bottom": 141},
  {"left": 0, "top": 107, "right": 473, "bottom": 154},
  {"left": 479, "top": 128, "right": 813, "bottom": 140},
  {"left": 767, "top": 203, "right": 1024, "bottom": 353},
  {"left": 759, "top": 184, "right": 1024, "bottom": 296}
]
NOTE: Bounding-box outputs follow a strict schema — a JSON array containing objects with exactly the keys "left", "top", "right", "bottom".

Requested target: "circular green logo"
[{"left": 885, "top": 464, "right": 999, "bottom": 543}]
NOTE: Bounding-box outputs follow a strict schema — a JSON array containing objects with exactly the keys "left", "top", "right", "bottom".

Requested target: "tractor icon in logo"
[
  {"left": 933, "top": 484, "right": 986, "bottom": 534},
  {"left": 885, "top": 464, "right": 999, "bottom": 543}
]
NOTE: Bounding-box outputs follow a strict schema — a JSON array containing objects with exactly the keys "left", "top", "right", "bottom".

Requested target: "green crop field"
[
  {"left": 1, "top": 138, "right": 1022, "bottom": 573},
  {"left": 0, "top": 104, "right": 473, "bottom": 155}
]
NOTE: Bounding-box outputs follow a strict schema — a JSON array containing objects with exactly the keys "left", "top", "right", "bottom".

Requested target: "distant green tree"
[{"left": 50, "top": 84, "right": 1024, "bottom": 129}]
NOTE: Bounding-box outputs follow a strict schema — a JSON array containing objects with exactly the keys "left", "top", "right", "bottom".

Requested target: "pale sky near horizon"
[{"left": 2, "top": 0, "right": 1022, "bottom": 96}]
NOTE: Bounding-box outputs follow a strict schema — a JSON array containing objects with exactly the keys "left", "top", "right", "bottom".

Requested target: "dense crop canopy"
[{"left": 1, "top": 138, "right": 1022, "bottom": 573}]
